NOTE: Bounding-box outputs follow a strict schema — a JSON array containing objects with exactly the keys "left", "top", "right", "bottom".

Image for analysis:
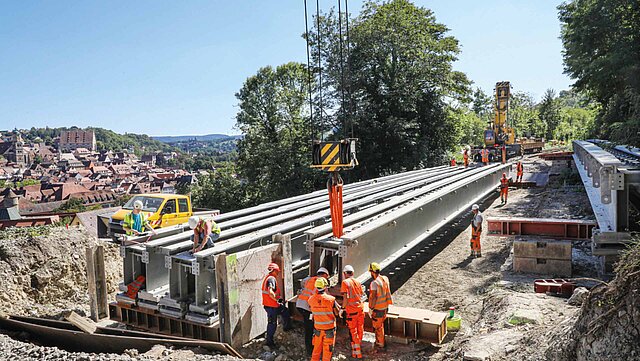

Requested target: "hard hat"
[
  {"left": 133, "top": 200, "right": 143, "bottom": 210},
  {"left": 316, "top": 267, "right": 329, "bottom": 275},
  {"left": 188, "top": 216, "right": 199, "bottom": 230},
  {"left": 502, "top": 172, "right": 506, "bottom": 177},
  {"left": 472, "top": 204, "right": 479, "bottom": 211},
  {"left": 315, "top": 277, "right": 328, "bottom": 289},
  {"left": 368, "top": 262, "right": 381, "bottom": 272},
  {"left": 343, "top": 265, "right": 355, "bottom": 273},
  {"left": 267, "top": 262, "right": 280, "bottom": 272}
]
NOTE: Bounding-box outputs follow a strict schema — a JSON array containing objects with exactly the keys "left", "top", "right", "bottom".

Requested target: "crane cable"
[{"left": 303, "top": 0, "right": 314, "bottom": 142}]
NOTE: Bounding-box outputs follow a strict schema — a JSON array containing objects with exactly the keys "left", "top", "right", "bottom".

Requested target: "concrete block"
[
  {"left": 513, "top": 238, "right": 572, "bottom": 260},
  {"left": 513, "top": 257, "right": 572, "bottom": 277}
]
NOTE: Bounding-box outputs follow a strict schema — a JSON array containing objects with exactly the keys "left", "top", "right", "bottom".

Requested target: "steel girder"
[{"left": 310, "top": 163, "right": 511, "bottom": 283}]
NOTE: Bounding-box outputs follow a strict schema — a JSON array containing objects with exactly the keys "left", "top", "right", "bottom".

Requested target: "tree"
[
  {"left": 558, "top": 0, "right": 640, "bottom": 145},
  {"left": 452, "top": 107, "right": 485, "bottom": 148},
  {"left": 538, "top": 89, "right": 562, "bottom": 140},
  {"left": 510, "top": 92, "right": 543, "bottom": 138},
  {"left": 472, "top": 87, "right": 493, "bottom": 123},
  {"left": 187, "top": 163, "right": 246, "bottom": 212},
  {"left": 235, "top": 62, "right": 321, "bottom": 204},
  {"left": 308, "top": 0, "right": 471, "bottom": 178}
]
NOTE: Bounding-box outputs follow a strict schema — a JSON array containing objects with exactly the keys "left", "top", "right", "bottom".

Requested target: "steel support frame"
[
  {"left": 486, "top": 217, "right": 596, "bottom": 239},
  {"left": 311, "top": 163, "right": 511, "bottom": 282}
]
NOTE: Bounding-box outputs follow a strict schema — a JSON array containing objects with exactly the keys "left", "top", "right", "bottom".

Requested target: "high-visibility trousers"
[
  {"left": 517, "top": 171, "right": 523, "bottom": 181},
  {"left": 346, "top": 311, "right": 364, "bottom": 358},
  {"left": 500, "top": 186, "right": 508, "bottom": 201},
  {"left": 470, "top": 228, "right": 481, "bottom": 252},
  {"left": 371, "top": 309, "right": 387, "bottom": 348},
  {"left": 464, "top": 157, "right": 469, "bottom": 168},
  {"left": 311, "top": 328, "right": 335, "bottom": 361}
]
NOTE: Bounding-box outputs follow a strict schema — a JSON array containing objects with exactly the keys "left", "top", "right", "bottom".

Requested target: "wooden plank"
[
  {"left": 86, "top": 245, "right": 109, "bottom": 321},
  {"left": 275, "top": 233, "right": 294, "bottom": 300},
  {"left": 64, "top": 311, "right": 97, "bottom": 334}
]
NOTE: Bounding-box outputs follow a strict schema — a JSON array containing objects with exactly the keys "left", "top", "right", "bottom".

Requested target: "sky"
[{"left": 0, "top": 1, "right": 572, "bottom": 136}]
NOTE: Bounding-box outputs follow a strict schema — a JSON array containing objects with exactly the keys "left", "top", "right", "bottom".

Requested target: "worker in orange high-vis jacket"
[
  {"left": 500, "top": 172, "right": 509, "bottom": 204},
  {"left": 341, "top": 265, "right": 365, "bottom": 359},
  {"left": 261, "top": 262, "right": 292, "bottom": 349},
  {"left": 368, "top": 262, "right": 392, "bottom": 353},
  {"left": 481, "top": 147, "right": 489, "bottom": 165},
  {"left": 470, "top": 204, "right": 483, "bottom": 258},
  {"left": 309, "top": 277, "right": 341, "bottom": 361},
  {"left": 463, "top": 148, "right": 469, "bottom": 168},
  {"left": 295, "top": 267, "right": 330, "bottom": 356},
  {"left": 450, "top": 158, "right": 457, "bottom": 167},
  {"left": 516, "top": 161, "right": 524, "bottom": 183}
]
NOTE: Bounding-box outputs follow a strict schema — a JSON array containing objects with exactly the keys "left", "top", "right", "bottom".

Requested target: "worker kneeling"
[
  {"left": 500, "top": 173, "right": 509, "bottom": 204},
  {"left": 368, "top": 262, "right": 393, "bottom": 353},
  {"left": 341, "top": 265, "right": 365, "bottom": 359},
  {"left": 189, "top": 216, "right": 221, "bottom": 253},
  {"left": 309, "top": 277, "right": 340, "bottom": 361}
]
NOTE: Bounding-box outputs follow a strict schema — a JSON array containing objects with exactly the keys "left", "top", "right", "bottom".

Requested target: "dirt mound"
[
  {"left": 0, "top": 225, "right": 122, "bottom": 317},
  {"left": 546, "top": 240, "right": 640, "bottom": 360}
]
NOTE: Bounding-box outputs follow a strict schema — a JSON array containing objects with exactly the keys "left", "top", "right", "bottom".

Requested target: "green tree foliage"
[
  {"left": 54, "top": 197, "right": 102, "bottom": 213},
  {"left": 510, "top": 92, "right": 544, "bottom": 138},
  {"left": 472, "top": 87, "right": 493, "bottom": 123},
  {"left": 558, "top": 0, "right": 640, "bottom": 145},
  {"left": 235, "top": 62, "right": 322, "bottom": 203},
  {"left": 452, "top": 107, "right": 485, "bottom": 148},
  {"left": 308, "top": 0, "right": 471, "bottom": 178},
  {"left": 538, "top": 89, "right": 562, "bottom": 140},
  {"left": 186, "top": 163, "right": 246, "bottom": 213}
]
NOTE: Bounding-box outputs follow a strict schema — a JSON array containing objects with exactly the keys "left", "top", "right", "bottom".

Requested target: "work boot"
[
  {"left": 470, "top": 251, "right": 475, "bottom": 258},
  {"left": 476, "top": 252, "right": 482, "bottom": 257}
]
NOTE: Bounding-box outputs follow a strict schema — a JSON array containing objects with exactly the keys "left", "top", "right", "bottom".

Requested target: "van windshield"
[{"left": 123, "top": 196, "right": 164, "bottom": 212}]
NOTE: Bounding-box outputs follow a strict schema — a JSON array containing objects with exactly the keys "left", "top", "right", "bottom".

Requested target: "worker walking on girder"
[
  {"left": 296, "top": 267, "right": 330, "bottom": 356},
  {"left": 261, "top": 262, "right": 292, "bottom": 348},
  {"left": 368, "top": 262, "right": 392, "bottom": 353},
  {"left": 516, "top": 161, "right": 524, "bottom": 183},
  {"left": 341, "top": 265, "right": 365, "bottom": 359},
  {"left": 470, "top": 204, "right": 483, "bottom": 257},
  {"left": 309, "top": 277, "right": 341, "bottom": 361},
  {"left": 500, "top": 173, "right": 509, "bottom": 204}
]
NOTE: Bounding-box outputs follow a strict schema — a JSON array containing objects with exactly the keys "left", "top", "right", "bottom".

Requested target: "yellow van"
[{"left": 108, "top": 194, "right": 193, "bottom": 235}]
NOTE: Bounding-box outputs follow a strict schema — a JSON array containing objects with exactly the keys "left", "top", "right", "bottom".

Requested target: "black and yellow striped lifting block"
[{"left": 311, "top": 139, "right": 357, "bottom": 172}]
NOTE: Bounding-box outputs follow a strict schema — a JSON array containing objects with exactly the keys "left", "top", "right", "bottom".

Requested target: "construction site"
[
  {"left": 2, "top": 1, "right": 640, "bottom": 360},
  {"left": 0, "top": 138, "right": 639, "bottom": 361}
]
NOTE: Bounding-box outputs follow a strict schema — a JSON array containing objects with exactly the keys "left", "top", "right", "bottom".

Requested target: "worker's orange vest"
[
  {"left": 463, "top": 152, "right": 469, "bottom": 160},
  {"left": 261, "top": 274, "right": 280, "bottom": 308},
  {"left": 298, "top": 276, "right": 318, "bottom": 303},
  {"left": 501, "top": 177, "right": 509, "bottom": 189},
  {"left": 517, "top": 163, "right": 523, "bottom": 174},
  {"left": 450, "top": 159, "right": 456, "bottom": 166},
  {"left": 342, "top": 277, "right": 364, "bottom": 313},
  {"left": 370, "top": 275, "right": 392, "bottom": 311},
  {"left": 309, "top": 292, "right": 336, "bottom": 330}
]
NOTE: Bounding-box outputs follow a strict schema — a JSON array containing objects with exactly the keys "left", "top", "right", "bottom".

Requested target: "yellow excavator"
[{"left": 474, "top": 81, "right": 544, "bottom": 162}]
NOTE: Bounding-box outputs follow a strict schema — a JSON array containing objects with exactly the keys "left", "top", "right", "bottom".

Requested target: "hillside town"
[{"left": 0, "top": 129, "right": 200, "bottom": 228}]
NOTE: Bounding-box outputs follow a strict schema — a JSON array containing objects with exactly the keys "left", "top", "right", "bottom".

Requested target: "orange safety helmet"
[{"left": 267, "top": 262, "right": 280, "bottom": 272}]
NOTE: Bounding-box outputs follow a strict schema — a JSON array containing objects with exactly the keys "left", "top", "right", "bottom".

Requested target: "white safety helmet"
[
  {"left": 472, "top": 204, "right": 479, "bottom": 211},
  {"left": 188, "top": 216, "right": 200, "bottom": 230},
  {"left": 343, "top": 265, "right": 355, "bottom": 273},
  {"left": 316, "top": 267, "right": 329, "bottom": 276},
  {"left": 133, "top": 200, "right": 143, "bottom": 210}
]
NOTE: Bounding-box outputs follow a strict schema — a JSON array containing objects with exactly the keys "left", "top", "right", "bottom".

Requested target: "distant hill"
[{"left": 153, "top": 134, "right": 242, "bottom": 143}]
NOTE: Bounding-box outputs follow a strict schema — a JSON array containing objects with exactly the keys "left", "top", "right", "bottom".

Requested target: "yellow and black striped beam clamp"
[{"left": 311, "top": 139, "right": 358, "bottom": 172}]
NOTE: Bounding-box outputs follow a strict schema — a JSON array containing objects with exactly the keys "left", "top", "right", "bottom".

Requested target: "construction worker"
[
  {"left": 463, "top": 148, "right": 469, "bottom": 168},
  {"left": 368, "top": 262, "right": 392, "bottom": 353},
  {"left": 450, "top": 158, "right": 457, "bottom": 167},
  {"left": 295, "top": 267, "right": 330, "bottom": 356},
  {"left": 123, "top": 200, "right": 155, "bottom": 236},
  {"left": 341, "top": 265, "right": 365, "bottom": 359},
  {"left": 516, "top": 161, "right": 524, "bottom": 183},
  {"left": 189, "top": 216, "right": 221, "bottom": 253},
  {"left": 470, "top": 204, "right": 483, "bottom": 257},
  {"left": 501, "top": 145, "right": 507, "bottom": 164},
  {"left": 261, "top": 262, "right": 292, "bottom": 348},
  {"left": 481, "top": 147, "right": 489, "bottom": 165},
  {"left": 309, "top": 277, "right": 340, "bottom": 361},
  {"left": 500, "top": 173, "right": 509, "bottom": 204}
]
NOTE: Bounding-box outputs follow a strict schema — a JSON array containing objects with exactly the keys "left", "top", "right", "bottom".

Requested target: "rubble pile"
[
  {"left": 546, "top": 240, "right": 640, "bottom": 360},
  {"left": 0, "top": 225, "right": 121, "bottom": 317}
]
